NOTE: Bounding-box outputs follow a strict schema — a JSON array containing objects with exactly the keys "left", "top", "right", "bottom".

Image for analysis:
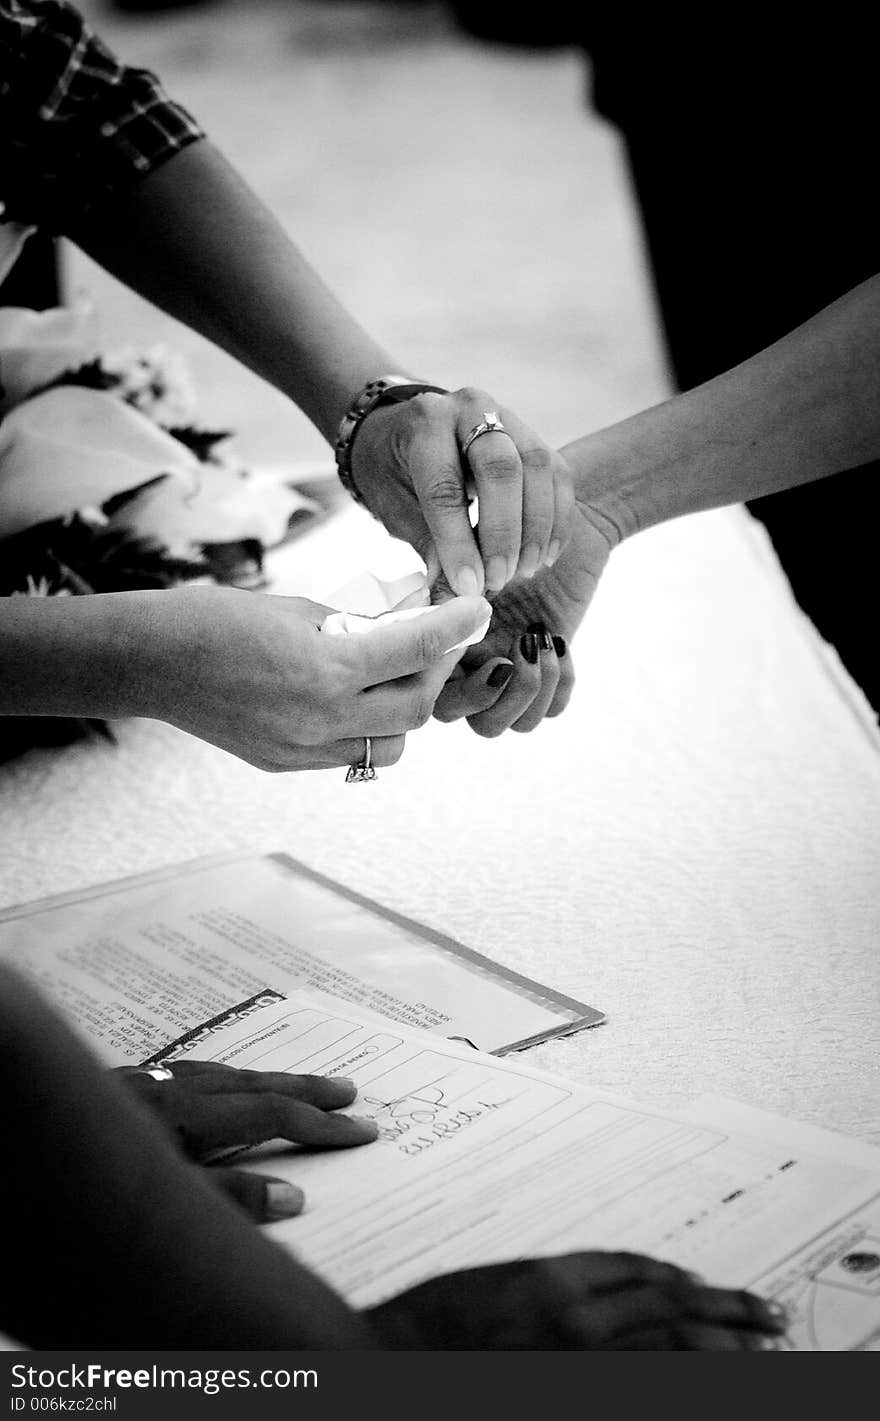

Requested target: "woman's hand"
[
  {"left": 433, "top": 498, "right": 616, "bottom": 735},
  {"left": 351, "top": 390, "right": 575, "bottom": 599},
  {"left": 135, "top": 583, "right": 490, "bottom": 770},
  {"left": 116, "top": 1060, "right": 378, "bottom": 1224},
  {"left": 367, "top": 1252, "right": 787, "bottom": 1350}
]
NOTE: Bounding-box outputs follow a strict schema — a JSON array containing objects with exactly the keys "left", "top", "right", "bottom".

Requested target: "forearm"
[
  {"left": 563, "top": 276, "right": 880, "bottom": 538},
  {"left": 0, "top": 966, "right": 377, "bottom": 1349},
  {"left": 69, "top": 140, "right": 404, "bottom": 441},
  {"left": 0, "top": 591, "right": 157, "bottom": 720}
]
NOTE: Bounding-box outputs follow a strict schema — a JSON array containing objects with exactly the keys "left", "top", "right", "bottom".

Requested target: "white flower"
[{"left": 102, "top": 343, "right": 197, "bottom": 427}]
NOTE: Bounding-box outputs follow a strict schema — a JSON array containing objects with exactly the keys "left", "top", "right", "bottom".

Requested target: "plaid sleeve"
[{"left": 0, "top": 0, "right": 205, "bottom": 232}]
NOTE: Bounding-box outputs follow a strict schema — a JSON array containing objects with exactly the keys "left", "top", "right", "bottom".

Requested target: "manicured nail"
[
  {"left": 455, "top": 566, "right": 482, "bottom": 598},
  {"left": 520, "top": 633, "right": 539, "bottom": 664},
  {"left": 266, "top": 1181, "right": 305, "bottom": 1220},
  {"left": 485, "top": 555, "right": 508, "bottom": 591},
  {"left": 546, "top": 540, "right": 561, "bottom": 566},
  {"left": 552, "top": 635, "right": 567, "bottom": 657},
  {"left": 517, "top": 544, "right": 541, "bottom": 580},
  {"left": 527, "top": 621, "right": 553, "bottom": 653},
  {"left": 487, "top": 662, "right": 514, "bottom": 689},
  {"left": 334, "top": 1077, "right": 356, "bottom": 1089}
]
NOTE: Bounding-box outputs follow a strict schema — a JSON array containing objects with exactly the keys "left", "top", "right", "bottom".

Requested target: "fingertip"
[
  {"left": 453, "top": 565, "right": 484, "bottom": 598},
  {"left": 265, "top": 1179, "right": 305, "bottom": 1221},
  {"left": 348, "top": 1115, "right": 380, "bottom": 1142},
  {"left": 327, "top": 1077, "right": 359, "bottom": 1104},
  {"left": 486, "top": 659, "right": 514, "bottom": 691}
]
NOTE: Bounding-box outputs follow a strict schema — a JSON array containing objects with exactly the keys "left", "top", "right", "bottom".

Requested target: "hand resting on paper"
[
  {"left": 367, "top": 1252, "right": 786, "bottom": 1350},
  {"left": 116, "top": 1059, "right": 378, "bottom": 1224},
  {"left": 2, "top": 966, "right": 788, "bottom": 1350}
]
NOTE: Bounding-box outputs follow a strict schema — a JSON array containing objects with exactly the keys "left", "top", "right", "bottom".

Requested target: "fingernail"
[
  {"left": 334, "top": 1077, "right": 356, "bottom": 1089},
  {"left": 348, "top": 1116, "right": 380, "bottom": 1140},
  {"left": 517, "top": 544, "right": 541, "bottom": 580},
  {"left": 484, "top": 555, "right": 508, "bottom": 592},
  {"left": 552, "top": 635, "right": 567, "bottom": 657},
  {"left": 487, "top": 662, "right": 514, "bottom": 689},
  {"left": 527, "top": 621, "right": 553, "bottom": 653},
  {"left": 455, "top": 566, "right": 482, "bottom": 598},
  {"left": 520, "top": 633, "right": 539, "bottom": 664},
  {"left": 266, "top": 1181, "right": 305, "bottom": 1220},
  {"left": 546, "top": 540, "right": 561, "bottom": 566}
]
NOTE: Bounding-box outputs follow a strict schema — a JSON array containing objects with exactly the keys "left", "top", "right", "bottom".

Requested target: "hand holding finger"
[{"left": 433, "top": 657, "right": 515, "bottom": 722}]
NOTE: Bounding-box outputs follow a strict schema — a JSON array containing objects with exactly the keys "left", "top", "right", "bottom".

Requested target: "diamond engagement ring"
[
  {"left": 138, "top": 1065, "right": 174, "bottom": 1082},
  {"left": 345, "top": 736, "right": 377, "bottom": 784},
  {"left": 460, "top": 411, "right": 510, "bottom": 459}
]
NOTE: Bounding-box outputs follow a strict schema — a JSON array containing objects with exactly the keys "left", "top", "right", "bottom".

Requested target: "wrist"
[{"left": 334, "top": 374, "right": 448, "bottom": 503}]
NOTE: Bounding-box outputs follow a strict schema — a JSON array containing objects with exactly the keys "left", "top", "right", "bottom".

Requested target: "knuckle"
[
  {"left": 408, "top": 391, "right": 442, "bottom": 424},
  {"left": 520, "top": 444, "right": 554, "bottom": 475},
  {"left": 424, "top": 467, "right": 469, "bottom": 509},
  {"left": 477, "top": 453, "right": 520, "bottom": 484},
  {"left": 456, "top": 384, "right": 487, "bottom": 406}
]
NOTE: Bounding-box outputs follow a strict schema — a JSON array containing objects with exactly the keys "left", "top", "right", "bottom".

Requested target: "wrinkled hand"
[
  {"left": 366, "top": 1251, "right": 787, "bottom": 1350},
  {"left": 433, "top": 499, "right": 616, "bottom": 735},
  {"left": 138, "top": 583, "right": 489, "bottom": 770},
  {"left": 351, "top": 388, "right": 575, "bottom": 599},
  {"left": 117, "top": 1061, "right": 378, "bottom": 1224}
]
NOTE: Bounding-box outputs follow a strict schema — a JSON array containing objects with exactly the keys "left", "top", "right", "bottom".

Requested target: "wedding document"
[
  {"left": 0, "top": 852, "right": 602, "bottom": 1057},
  {"left": 179, "top": 992, "right": 880, "bottom": 1351}
]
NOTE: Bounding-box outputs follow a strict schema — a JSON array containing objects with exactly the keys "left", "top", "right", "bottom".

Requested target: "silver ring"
[
  {"left": 345, "top": 735, "right": 377, "bottom": 784},
  {"left": 138, "top": 1064, "right": 174, "bottom": 1082},
  {"left": 461, "top": 410, "right": 511, "bottom": 459}
]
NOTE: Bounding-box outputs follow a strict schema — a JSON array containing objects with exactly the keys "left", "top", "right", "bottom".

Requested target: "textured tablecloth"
[{"left": 2, "top": 497, "right": 878, "bottom": 1145}]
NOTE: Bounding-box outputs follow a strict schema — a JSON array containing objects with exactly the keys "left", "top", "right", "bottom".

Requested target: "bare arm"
[
  {"left": 562, "top": 275, "right": 880, "bottom": 538},
  {"left": 68, "top": 140, "right": 397, "bottom": 442}
]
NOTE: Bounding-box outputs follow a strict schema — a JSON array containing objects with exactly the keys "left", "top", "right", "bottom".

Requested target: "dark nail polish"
[
  {"left": 520, "top": 633, "right": 539, "bottom": 664},
  {"left": 552, "top": 635, "right": 567, "bottom": 658},
  {"left": 487, "top": 662, "right": 514, "bottom": 689},
  {"left": 527, "top": 621, "right": 553, "bottom": 652}
]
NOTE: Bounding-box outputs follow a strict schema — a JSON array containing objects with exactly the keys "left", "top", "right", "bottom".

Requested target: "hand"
[
  {"left": 366, "top": 1252, "right": 787, "bottom": 1350},
  {"left": 136, "top": 583, "right": 490, "bottom": 770},
  {"left": 350, "top": 388, "right": 575, "bottom": 599},
  {"left": 116, "top": 1061, "right": 378, "bottom": 1224},
  {"left": 433, "top": 498, "right": 615, "bottom": 735}
]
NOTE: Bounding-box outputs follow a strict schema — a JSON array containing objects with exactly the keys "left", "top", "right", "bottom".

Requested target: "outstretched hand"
[
  {"left": 367, "top": 1251, "right": 787, "bottom": 1350},
  {"left": 116, "top": 1060, "right": 378, "bottom": 1224},
  {"left": 433, "top": 499, "right": 617, "bottom": 735}
]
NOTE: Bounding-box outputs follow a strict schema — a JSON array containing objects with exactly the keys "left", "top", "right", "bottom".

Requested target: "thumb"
[
  {"left": 209, "top": 1168, "right": 305, "bottom": 1224},
  {"left": 360, "top": 596, "right": 492, "bottom": 683}
]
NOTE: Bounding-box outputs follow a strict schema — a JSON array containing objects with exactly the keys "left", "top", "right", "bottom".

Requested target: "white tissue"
[{"left": 321, "top": 570, "right": 490, "bottom": 653}]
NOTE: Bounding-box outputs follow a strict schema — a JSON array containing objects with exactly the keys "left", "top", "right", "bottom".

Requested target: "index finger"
[{"left": 404, "top": 395, "right": 485, "bottom": 598}]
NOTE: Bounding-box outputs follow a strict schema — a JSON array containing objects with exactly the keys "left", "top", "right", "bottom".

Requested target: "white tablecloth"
[{"left": 2, "top": 499, "right": 878, "bottom": 1145}]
